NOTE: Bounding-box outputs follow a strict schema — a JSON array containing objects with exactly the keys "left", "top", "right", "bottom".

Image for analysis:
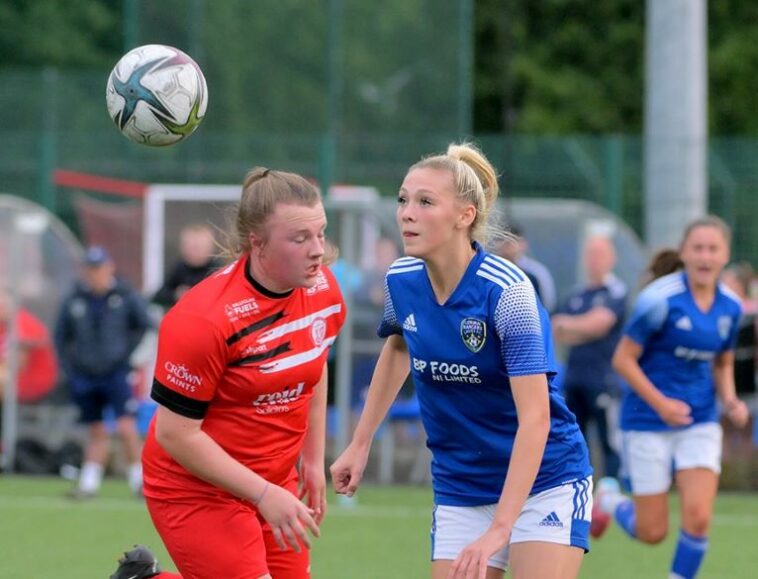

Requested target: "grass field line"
[{"left": 0, "top": 494, "right": 756, "bottom": 527}]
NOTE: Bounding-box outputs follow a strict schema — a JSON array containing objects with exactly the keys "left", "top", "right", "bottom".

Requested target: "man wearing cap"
[{"left": 54, "top": 246, "right": 152, "bottom": 498}]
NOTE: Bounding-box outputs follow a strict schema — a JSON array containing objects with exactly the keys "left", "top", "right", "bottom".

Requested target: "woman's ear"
[
  {"left": 457, "top": 204, "right": 477, "bottom": 230},
  {"left": 249, "top": 232, "right": 264, "bottom": 255}
]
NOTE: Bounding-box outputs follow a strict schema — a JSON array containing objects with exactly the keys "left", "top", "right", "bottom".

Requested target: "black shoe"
[{"left": 109, "top": 545, "right": 161, "bottom": 579}]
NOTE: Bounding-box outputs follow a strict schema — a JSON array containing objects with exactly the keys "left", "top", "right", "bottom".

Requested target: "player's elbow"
[{"left": 154, "top": 419, "right": 191, "bottom": 454}]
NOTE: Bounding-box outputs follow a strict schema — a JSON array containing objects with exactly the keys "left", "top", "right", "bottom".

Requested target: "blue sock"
[
  {"left": 613, "top": 499, "right": 637, "bottom": 538},
  {"left": 670, "top": 529, "right": 708, "bottom": 579}
]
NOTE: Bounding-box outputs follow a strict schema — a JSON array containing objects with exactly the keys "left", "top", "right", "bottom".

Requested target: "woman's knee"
[
  {"left": 636, "top": 520, "right": 668, "bottom": 544},
  {"left": 681, "top": 505, "right": 712, "bottom": 536}
]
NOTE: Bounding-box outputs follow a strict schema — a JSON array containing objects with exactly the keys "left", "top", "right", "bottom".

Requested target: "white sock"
[
  {"left": 78, "top": 462, "right": 104, "bottom": 493},
  {"left": 127, "top": 463, "right": 143, "bottom": 493},
  {"left": 601, "top": 489, "right": 627, "bottom": 514}
]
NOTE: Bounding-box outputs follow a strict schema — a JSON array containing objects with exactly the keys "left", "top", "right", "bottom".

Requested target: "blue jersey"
[
  {"left": 378, "top": 243, "right": 591, "bottom": 507},
  {"left": 620, "top": 271, "right": 742, "bottom": 431},
  {"left": 560, "top": 275, "right": 628, "bottom": 394}
]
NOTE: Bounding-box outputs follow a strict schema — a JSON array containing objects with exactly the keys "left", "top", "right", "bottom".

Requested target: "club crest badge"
[
  {"left": 460, "top": 317, "right": 486, "bottom": 353},
  {"left": 311, "top": 318, "right": 326, "bottom": 346}
]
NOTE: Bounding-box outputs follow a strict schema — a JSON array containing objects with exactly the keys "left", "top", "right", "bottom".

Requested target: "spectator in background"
[
  {"left": 493, "top": 223, "right": 557, "bottom": 312},
  {"left": 0, "top": 286, "right": 58, "bottom": 425},
  {"left": 152, "top": 224, "right": 223, "bottom": 310},
  {"left": 552, "top": 236, "right": 628, "bottom": 479},
  {"left": 55, "top": 246, "right": 152, "bottom": 499},
  {"left": 721, "top": 261, "right": 757, "bottom": 460}
]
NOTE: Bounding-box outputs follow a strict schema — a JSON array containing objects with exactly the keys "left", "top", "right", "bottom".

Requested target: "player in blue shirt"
[
  {"left": 330, "top": 142, "right": 592, "bottom": 579},
  {"left": 592, "top": 216, "right": 749, "bottom": 579}
]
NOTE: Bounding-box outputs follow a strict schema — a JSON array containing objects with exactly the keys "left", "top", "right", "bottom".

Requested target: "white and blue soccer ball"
[{"left": 106, "top": 44, "right": 208, "bottom": 146}]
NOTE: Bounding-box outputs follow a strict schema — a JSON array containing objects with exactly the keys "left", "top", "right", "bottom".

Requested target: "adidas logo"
[
  {"left": 402, "top": 313, "right": 418, "bottom": 332},
  {"left": 675, "top": 316, "right": 693, "bottom": 331},
  {"left": 538, "top": 511, "right": 563, "bottom": 528}
]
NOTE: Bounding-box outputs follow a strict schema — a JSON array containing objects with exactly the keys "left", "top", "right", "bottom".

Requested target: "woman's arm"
[
  {"left": 612, "top": 336, "right": 692, "bottom": 426},
  {"left": 155, "top": 406, "right": 268, "bottom": 501},
  {"left": 299, "top": 363, "right": 329, "bottom": 522},
  {"left": 552, "top": 307, "right": 617, "bottom": 346},
  {"left": 713, "top": 350, "right": 749, "bottom": 427},
  {"left": 493, "top": 374, "right": 551, "bottom": 525},
  {"left": 351, "top": 334, "right": 410, "bottom": 446},
  {"left": 330, "top": 334, "right": 410, "bottom": 496}
]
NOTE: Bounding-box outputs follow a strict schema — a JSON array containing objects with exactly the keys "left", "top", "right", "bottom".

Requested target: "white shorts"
[
  {"left": 621, "top": 422, "right": 723, "bottom": 496},
  {"left": 431, "top": 477, "right": 593, "bottom": 570}
]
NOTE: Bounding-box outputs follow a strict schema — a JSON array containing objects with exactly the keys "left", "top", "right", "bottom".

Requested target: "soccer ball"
[{"left": 106, "top": 44, "right": 208, "bottom": 146}]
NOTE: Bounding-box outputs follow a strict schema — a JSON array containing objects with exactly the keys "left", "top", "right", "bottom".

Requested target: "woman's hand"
[
  {"left": 448, "top": 522, "right": 511, "bottom": 579},
  {"left": 724, "top": 398, "right": 750, "bottom": 428},
  {"left": 654, "top": 396, "right": 693, "bottom": 427},
  {"left": 329, "top": 442, "right": 370, "bottom": 497},
  {"left": 299, "top": 460, "right": 327, "bottom": 525},
  {"left": 256, "top": 483, "right": 320, "bottom": 552}
]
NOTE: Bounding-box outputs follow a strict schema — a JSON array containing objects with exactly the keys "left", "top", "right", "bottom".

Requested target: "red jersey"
[
  {"left": 142, "top": 257, "right": 346, "bottom": 500},
  {"left": 0, "top": 309, "right": 57, "bottom": 403}
]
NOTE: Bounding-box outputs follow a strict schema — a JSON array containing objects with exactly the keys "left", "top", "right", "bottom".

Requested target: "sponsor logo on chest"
[
  {"left": 412, "top": 358, "right": 481, "bottom": 384},
  {"left": 252, "top": 382, "right": 305, "bottom": 414},
  {"left": 224, "top": 297, "right": 260, "bottom": 322}
]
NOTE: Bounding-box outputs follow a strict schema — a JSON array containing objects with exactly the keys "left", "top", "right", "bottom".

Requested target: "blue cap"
[{"left": 84, "top": 246, "right": 111, "bottom": 267}]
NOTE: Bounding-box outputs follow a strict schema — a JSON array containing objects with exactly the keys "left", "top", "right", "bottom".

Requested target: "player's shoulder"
[
  {"left": 383, "top": 256, "right": 425, "bottom": 291},
  {"left": 386, "top": 256, "right": 425, "bottom": 277},
  {"left": 638, "top": 271, "right": 686, "bottom": 302},
  {"left": 476, "top": 252, "right": 530, "bottom": 291},
  {"left": 167, "top": 258, "right": 247, "bottom": 325},
  {"left": 717, "top": 281, "right": 744, "bottom": 315}
]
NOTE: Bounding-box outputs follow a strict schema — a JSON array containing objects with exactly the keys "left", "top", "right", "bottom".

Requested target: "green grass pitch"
[{"left": 0, "top": 476, "right": 755, "bottom": 578}]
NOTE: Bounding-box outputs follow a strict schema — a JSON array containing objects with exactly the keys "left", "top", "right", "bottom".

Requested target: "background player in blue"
[
  {"left": 330, "top": 142, "right": 592, "bottom": 579},
  {"left": 552, "top": 235, "right": 628, "bottom": 479},
  {"left": 592, "top": 216, "right": 749, "bottom": 579}
]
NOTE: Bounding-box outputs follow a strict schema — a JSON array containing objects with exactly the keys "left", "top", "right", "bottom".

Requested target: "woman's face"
[
  {"left": 250, "top": 202, "right": 327, "bottom": 292},
  {"left": 680, "top": 225, "right": 730, "bottom": 289},
  {"left": 396, "top": 167, "right": 473, "bottom": 260}
]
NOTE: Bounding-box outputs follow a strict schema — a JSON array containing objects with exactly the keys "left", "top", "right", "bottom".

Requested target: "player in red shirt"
[
  {"left": 111, "top": 168, "right": 345, "bottom": 579},
  {"left": 0, "top": 288, "right": 57, "bottom": 405}
]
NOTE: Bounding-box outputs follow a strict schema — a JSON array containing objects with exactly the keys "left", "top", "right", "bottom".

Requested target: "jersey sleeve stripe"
[
  {"left": 151, "top": 379, "right": 210, "bottom": 419},
  {"left": 483, "top": 255, "right": 527, "bottom": 282},
  {"left": 393, "top": 256, "right": 423, "bottom": 265},
  {"left": 480, "top": 261, "right": 521, "bottom": 285},
  {"left": 387, "top": 264, "right": 424, "bottom": 275},
  {"left": 257, "top": 304, "right": 342, "bottom": 343},
  {"left": 476, "top": 270, "right": 510, "bottom": 290}
]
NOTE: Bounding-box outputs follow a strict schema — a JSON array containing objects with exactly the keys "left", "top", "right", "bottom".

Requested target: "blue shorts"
[{"left": 69, "top": 367, "right": 136, "bottom": 424}]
